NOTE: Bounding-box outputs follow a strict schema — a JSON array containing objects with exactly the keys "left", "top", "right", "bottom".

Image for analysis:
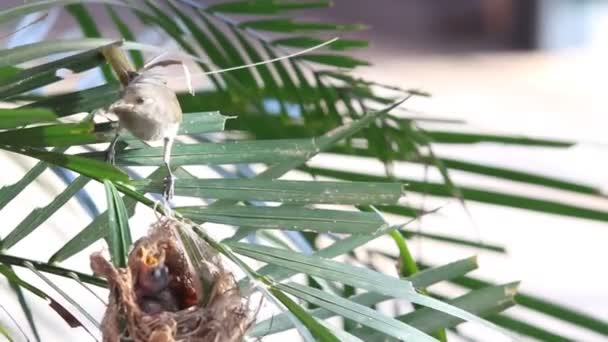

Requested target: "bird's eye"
[{"left": 135, "top": 96, "right": 145, "bottom": 104}]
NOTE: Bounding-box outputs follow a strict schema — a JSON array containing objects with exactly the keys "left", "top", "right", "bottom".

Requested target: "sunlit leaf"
[
  {"left": 0, "top": 264, "right": 85, "bottom": 329},
  {"left": 1, "top": 145, "right": 128, "bottom": 182},
  {"left": 0, "top": 111, "right": 228, "bottom": 147},
  {"left": 353, "top": 283, "right": 518, "bottom": 340},
  {"left": 48, "top": 195, "right": 136, "bottom": 263},
  {"left": 303, "top": 166, "right": 608, "bottom": 223},
  {"left": 23, "top": 83, "right": 120, "bottom": 117},
  {"left": 230, "top": 242, "right": 512, "bottom": 337},
  {"left": 79, "top": 138, "right": 319, "bottom": 166},
  {"left": 251, "top": 256, "right": 478, "bottom": 336},
  {"left": 1, "top": 176, "right": 89, "bottom": 249},
  {"left": 180, "top": 205, "right": 387, "bottom": 234},
  {"left": 103, "top": 180, "right": 131, "bottom": 268},
  {"left": 134, "top": 178, "right": 402, "bottom": 204},
  {"left": 0, "top": 324, "right": 12, "bottom": 342},
  {"left": 0, "top": 108, "right": 57, "bottom": 129},
  {"left": 269, "top": 287, "right": 339, "bottom": 342},
  {"left": 447, "top": 272, "right": 608, "bottom": 338},
  {"left": 278, "top": 282, "right": 435, "bottom": 341},
  {"left": 0, "top": 147, "right": 67, "bottom": 211},
  {"left": 0, "top": 122, "right": 96, "bottom": 147},
  {"left": 0, "top": 254, "right": 105, "bottom": 288},
  {"left": 22, "top": 261, "right": 100, "bottom": 330},
  {"left": 3, "top": 265, "right": 40, "bottom": 341}
]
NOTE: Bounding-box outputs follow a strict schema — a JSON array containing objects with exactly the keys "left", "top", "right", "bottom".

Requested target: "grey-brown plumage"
[
  {"left": 106, "top": 69, "right": 183, "bottom": 199},
  {"left": 135, "top": 264, "right": 179, "bottom": 315}
]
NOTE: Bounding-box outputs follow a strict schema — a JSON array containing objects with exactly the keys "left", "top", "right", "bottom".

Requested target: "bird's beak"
[
  {"left": 137, "top": 246, "right": 159, "bottom": 267},
  {"left": 136, "top": 245, "right": 167, "bottom": 268},
  {"left": 109, "top": 100, "right": 135, "bottom": 115}
]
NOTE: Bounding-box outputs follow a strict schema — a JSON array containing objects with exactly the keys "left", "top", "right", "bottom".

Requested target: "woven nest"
[{"left": 90, "top": 219, "right": 252, "bottom": 342}]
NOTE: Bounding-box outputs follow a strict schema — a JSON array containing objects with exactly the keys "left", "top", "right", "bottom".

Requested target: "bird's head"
[
  {"left": 109, "top": 83, "right": 156, "bottom": 117},
  {"left": 133, "top": 245, "right": 170, "bottom": 296},
  {"left": 127, "top": 225, "right": 203, "bottom": 311},
  {"left": 109, "top": 75, "right": 182, "bottom": 124}
]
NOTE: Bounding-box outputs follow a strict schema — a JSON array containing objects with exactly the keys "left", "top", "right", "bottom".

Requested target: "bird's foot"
[
  {"left": 105, "top": 148, "right": 115, "bottom": 165},
  {"left": 163, "top": 172, "right": 176, "bottom": 200}
]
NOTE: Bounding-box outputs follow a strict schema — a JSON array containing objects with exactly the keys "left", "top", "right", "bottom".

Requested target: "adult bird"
[
  {"left": 104, "top": 55, "right": 186, "bottom": 200},
  {"left": 106, "top": 68, "right": 182, "bottom": 199}
]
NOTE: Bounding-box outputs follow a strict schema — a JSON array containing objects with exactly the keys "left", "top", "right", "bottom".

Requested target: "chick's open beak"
[
  {"left": 136, "top": 246, "right": 165, "bottom": 269},
  {"left": 135, "top": 246, "right": 170, "bottom": 296}
]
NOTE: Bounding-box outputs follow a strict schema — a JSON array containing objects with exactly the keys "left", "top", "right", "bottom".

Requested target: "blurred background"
[
  {"left": 1, "top": 0, "right": 607, "bottom": 341},
  {"left": 328, "top": 1, "right": 608, "bottom": 340}
]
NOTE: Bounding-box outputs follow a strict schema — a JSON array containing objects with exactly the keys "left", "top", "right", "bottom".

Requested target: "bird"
[
  {"left": 101, "top": 36, "right": 336, "bottom": 200},
  {"left": 131, "top": 244, "right": 180, "bottom": 315},
  {"left": 136, "top": 263, "right": 179, "bottom": 314},
  {"left": 129, "top": 229, "right": 203, "bottom": 315},
  {"left": 104, "top": 59, "right": 185, "bottom": 200}
]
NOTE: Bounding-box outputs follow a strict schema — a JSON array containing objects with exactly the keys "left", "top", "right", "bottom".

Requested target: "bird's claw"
[
  {"left": 163, "top": 172, "right": 175, "bottom": 200},
  {"left": 105, "top": 148, "right": 115, "bottom": 165},
  {"left": 105, "top": 133, "right": 120, "bottom": 166}
]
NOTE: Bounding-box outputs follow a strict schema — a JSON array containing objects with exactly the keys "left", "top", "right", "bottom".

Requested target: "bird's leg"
[
  {"left": 162, "top": 136, "right": 176, "bottom": 200},
  {"left": 105, "top": 132, "right": 120, "bottom": 165}
]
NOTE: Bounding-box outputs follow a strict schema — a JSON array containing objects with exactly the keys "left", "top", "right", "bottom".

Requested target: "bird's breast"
[{"left": 117, "top": 110, "right": 177, "bottom": 141}]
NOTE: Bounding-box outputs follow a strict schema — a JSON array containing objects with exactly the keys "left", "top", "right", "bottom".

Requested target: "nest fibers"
[{"left": 90, "top": 218, "right": 252, "bottom": 342}]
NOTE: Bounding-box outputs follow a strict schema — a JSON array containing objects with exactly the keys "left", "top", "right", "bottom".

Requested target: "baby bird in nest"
[
  {"left": 91, "top": 220, "right": 251, "bottom": 342},
  {"left": 128, "top": 227, "right": 202, "bottom": 315},
  {"left": 132, "top": 246, "right": 179, "bottom": 314}
]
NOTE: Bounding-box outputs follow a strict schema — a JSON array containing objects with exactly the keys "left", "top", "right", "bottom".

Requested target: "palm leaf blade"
[
  {"left": 2, "top": 176, "right": 89, "bottom": 249},
  {"left": 181, "top": 205, "right": 387, "bottom": 234},
  {"left": 252, "top": 256, "right": 478, "bottom": 336},
  {"left": 103, "top": 180, "right": 132, "bottom": 268},
  {"left": 278, "top": 282, "right": 435, "bottom": 341},
  {"left": 135, "top": 178, "right": 402, "bottom": 204}
]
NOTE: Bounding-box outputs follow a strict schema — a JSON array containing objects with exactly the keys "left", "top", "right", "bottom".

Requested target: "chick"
[
  {"left": 132, "top": 246, "right": 179, "bottom": 315},
  {"left": 136, "top": 264, "right": 178, "bottom": 314},
  {"left": 128, "top": 226, "right": 204, "bottom": 316}
]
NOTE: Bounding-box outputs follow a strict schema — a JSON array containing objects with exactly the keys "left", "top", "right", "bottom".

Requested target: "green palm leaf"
[{"left": 0, "top": 1, "right": 603, "bottom": 340}]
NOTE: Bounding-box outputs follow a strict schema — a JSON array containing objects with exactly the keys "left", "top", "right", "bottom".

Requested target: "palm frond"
[{"left": 0, "top": 1, "right": 605, "bottom": 340}]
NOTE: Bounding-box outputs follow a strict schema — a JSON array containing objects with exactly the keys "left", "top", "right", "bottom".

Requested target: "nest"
[{"left": 91, "top": 218, "right": 252, "bottom": 342}]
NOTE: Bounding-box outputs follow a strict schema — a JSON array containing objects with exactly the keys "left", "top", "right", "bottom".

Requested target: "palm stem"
[{"left": 390, "top": 230, "right": 448, "bottom": 341}]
